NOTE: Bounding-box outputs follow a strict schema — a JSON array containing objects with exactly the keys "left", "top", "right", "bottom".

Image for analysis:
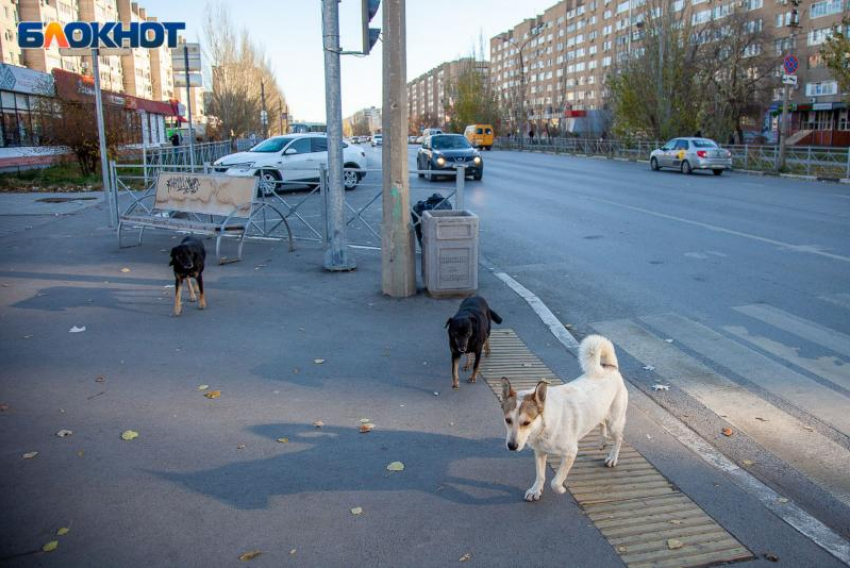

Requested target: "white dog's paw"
[
  {"left": 550, "top": 479, "right": 567, "bottom": 494},
  {"left": 524, "top": 485, "right": 543, "bottom": 502},
  {"left": 604, "top": 453, "right": 619, "bottom": 468}
]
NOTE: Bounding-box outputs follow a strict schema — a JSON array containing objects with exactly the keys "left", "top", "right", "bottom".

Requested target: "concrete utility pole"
[
  {"left": 777, "top": 16, "right": 801, "bottom": 172},
  {"left": 183, "top": 43, "right": 195, "bottom": 168},
  {"left": 381, "top": 0, "right": 415, "bottom": 297},
  {"left": 91, "top": 48, "right": 114, "bottom": 227},
  {"left": 321, "top": 0, "right": 356, "bottom": 271}
]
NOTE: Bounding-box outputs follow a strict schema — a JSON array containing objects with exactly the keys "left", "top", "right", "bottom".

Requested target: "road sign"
[
  {"left": 783, "top": 55, "right": 798, "bottom": 75},
  {"left": 783, "top": 74, "right": 798, "bottom": 86}
]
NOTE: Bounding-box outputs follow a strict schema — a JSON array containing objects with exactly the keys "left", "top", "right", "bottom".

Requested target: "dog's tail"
[
  {"left": 489, "top": 309, "right": 503, "bottom": 325},
  {"left": 579, "top": 335, "right": 618, "bottom": 376}
]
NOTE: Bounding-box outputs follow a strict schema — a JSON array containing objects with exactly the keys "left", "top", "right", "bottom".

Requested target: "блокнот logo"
[{"left": 18, "top": 21, "right": 186, "bottom": 50}]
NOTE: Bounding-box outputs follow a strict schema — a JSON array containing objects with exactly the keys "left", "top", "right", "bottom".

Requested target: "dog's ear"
[
  {"left": 501, "top": 377, "right": 516, "bottom": 401},
  {"left": 534, "top": 381, "right": 548, "bottom": 410},
  {"left": 445, "top": 317, "right": 452, "bottom": 329}
]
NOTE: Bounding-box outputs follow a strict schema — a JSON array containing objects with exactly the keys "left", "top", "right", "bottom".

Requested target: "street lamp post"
[{"left": 501, "top": 30, "right": 538, "bottom": 147}]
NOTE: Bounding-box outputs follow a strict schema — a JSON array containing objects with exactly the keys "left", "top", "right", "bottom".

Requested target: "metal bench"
[{"left": 118, "top": 171, "right": 294, "bottom": 263}]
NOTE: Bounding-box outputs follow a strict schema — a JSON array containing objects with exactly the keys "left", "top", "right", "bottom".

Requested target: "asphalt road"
[{"left": 359, "top": 144, "right": 850, "bottom": 538}]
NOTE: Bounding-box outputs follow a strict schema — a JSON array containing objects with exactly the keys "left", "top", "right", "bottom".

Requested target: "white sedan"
[{"left": 213, "top": 133, "right": 368, "bottom": 195}]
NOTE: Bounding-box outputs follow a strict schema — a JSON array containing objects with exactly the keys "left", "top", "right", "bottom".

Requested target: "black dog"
[
  {"left": 169, "top": 236, "right": 206, "bottom": 316},
  {"left": 412, "top": 193, "right": 452, "bottom": 246},
  {"left": 446, "top": 296, "right": 502, "bottom": 389}
]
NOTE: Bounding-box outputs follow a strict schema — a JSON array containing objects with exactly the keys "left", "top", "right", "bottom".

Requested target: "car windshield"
[
  {"left": 432, "top": 135, "right": 470, "bottom": 150},
  {"left": 691, "top": 139, "right": 718, "bottom": 148},
  {"left": 250, "top": 137, "right": 294, "bottom": 153}
]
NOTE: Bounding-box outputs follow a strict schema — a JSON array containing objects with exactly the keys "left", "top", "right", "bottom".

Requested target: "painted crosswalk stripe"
[
  {"left": 724, "top": 325, "right": 850, "bottom": 392},
  {"left": 592, "top": 318, "right": 850, "bottom": 508},
  {"left": 480, "top": 329, "right": 753, "bottom": 568},
  {"left": 642, "top": 313, "right": 850, "bottom": 437},
  {"left": 819, "top": 293, "right": 850, "bottom": 311},
  {"left": 735, "top": 304, "right": 850, "bottom": 359}
]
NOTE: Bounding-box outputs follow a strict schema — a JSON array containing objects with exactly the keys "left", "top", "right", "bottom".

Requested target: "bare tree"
[{"left": 203, "top": 2, "right": 288, "bottom": 139}]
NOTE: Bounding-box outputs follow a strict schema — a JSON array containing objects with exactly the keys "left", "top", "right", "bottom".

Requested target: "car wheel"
[
  {"left": 712, "top": 169, "right": 723, "bottom": 176},
  {"left": 256, "top": 169, "right": 281, "bottom": 196},
  {"left": 417, "top": 157, "right": 424, "bottom": 178},
  {"left": 650, "top": 157, "right": 659, "bottom": 171},
  {"left": 681, "top": 160, "right": 693, "bottom": 175},
  {"left": 343, "top": 165, "right": 360, "bottom": 190}
]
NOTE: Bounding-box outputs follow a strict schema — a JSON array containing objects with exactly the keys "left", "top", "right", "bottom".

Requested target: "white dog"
[{"left": 500, "top": 334, "right": 628, "bottom": 502}]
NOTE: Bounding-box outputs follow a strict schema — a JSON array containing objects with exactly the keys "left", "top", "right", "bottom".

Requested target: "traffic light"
[{"left": 362, "top": 0, "right": 380, "bottom": 55}]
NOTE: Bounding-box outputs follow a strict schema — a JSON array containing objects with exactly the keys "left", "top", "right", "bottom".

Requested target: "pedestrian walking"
[{"left": 529, "top": 129, "right": 535, "bottom": 145}]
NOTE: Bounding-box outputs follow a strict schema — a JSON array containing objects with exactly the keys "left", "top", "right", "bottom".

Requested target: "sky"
[{"left": 140, "top": 0, "right": 560, "bottom": 122}]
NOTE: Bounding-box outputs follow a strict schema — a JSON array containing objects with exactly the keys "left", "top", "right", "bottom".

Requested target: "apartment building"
[
  {"left": 146, "top": 17, "right": 173, "bottom": 101},
  {"left": 407, "top": 58, "right": 489, "bottom": 132},
  {"left": 0, "top": 0, "right": 22, "bottom": 66},
  {"left": 117, "top": 0, "right": 152, "bottom": 99},
  {"left": 19, "top": 0, "right": 82, "bottom": 74},
  {"left": 490, "top": 0, "right": 849, "bottom": 143},
  {"left": 78, "top": 0, "right": 123, "bottom": 92}
]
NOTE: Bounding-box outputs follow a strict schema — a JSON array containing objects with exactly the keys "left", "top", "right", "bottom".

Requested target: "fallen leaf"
[
  {"left": 434, "top": 391, "right": 440, "bottom": 396},
  {"left": 239, "top": 550, "right": 263, "bottom": 561},
  {"left": 777, "top": 497, "right": 789, "bottom": 503},
  {"left": 121, "top": 430, "right": 139, "bottom": 441},
  {"left": 314, "top": 420, "right": 324, "bottom": 428},
  {"left": 290, "top": 549, "right": 297, "bottom": 555},
  {"left": 721, "top": 428, "right": 733, "bottom": 437},
  {"left": 42, "top": 541, "right": 59, "bottom": 553},
  {"left": 56, "top": 430, "right": 73, "bottom": 438},
  {"left": 642, "top": 364, "right": 655, "bottom": 371},
  {"left": 314, "top": 358, "right": 325, "bottom": 365},
  {"left": 69, "top": 326, "right": 86, "bottom": 333},
  {"left": 56, "top": 527, "right": 70, "bottom": 536},
  {"left": 803, "top": 425, "right": 814, "bottom": 432},
  {"left": 742, "top": 459, "right": 754, "bottom": 466},
  {"left": 23, "top": 451, "right": 38, "bottom": 459},
  {"left": 459, "top": 553, "right": 472, "bottom": 562},
  {"left": 350, "top": 507, "right": 363, "bottom": 515},
  {"left": 277, "top": 437, "right": 289, "bottom": 444},
  {"left": 616, "top": 546, "right": 628, "bottom": 552},
  {"left": 197, "top": 384, "right": 210, "bottom": 391},
  {"left": 95, "top": 376, "right": 105, "bottom": 383},
  {"left": 121, "top": 268, "right": 130, "bottom": 273},
  {"left": 652, "top": 384, "right": 670, "bottom": 391},
  {"left": 755, "top": 417, "right": 768, "bottom": 422},
  {"left": 664, "top": 338, "right": 674, "bottom": 343},
  {"left": 0, "top": 403, "right": 9, "bottom": 411},
  {"left": 204, "top": 390, "right": 221, "bottom": 399},
  {"left": 668, "top": 520, "right": 683, "bottom": 525},
  {"left": 764, "top": 552, "right": 779, "bottom": 562},
  {"left": 667, "top": 538, "right": 684, "bottom": 550},
  {"left": 237, "top": 444, "right": 246, "bottom": 450},
  {"left": 360, "top": 418, "right": 371, "bottom": 423},
  {"left": 386, "top": 461, "right": 405, "bottom": 472},
  {"left": 359, "top": 423, "right": 375, "bottom": 433}
]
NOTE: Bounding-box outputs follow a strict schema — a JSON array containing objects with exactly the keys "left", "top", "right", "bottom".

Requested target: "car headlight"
[
  {"left": 473, "top": 156, "right": 481, "bottom": 165},
  {"left": 436, "top": 157, "right": 446, "bottom": 166}
]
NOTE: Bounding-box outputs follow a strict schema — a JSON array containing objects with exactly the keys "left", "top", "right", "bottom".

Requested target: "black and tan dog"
[
  {"left": 169, "top": 236, "right": 206, "bottom": 316},
  {"left": 446, "top": 296, "right": 502, "bottom": 389}
]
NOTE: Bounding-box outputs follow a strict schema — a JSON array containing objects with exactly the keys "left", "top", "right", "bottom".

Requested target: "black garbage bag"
[{"left": 412, "top": 193, "right": 452, "bottom": 245}]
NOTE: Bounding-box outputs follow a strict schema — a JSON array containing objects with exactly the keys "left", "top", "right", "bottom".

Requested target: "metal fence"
[
  {"left": 494, "top": 137, "right": 850, "bottom": 179},
  {"left": 108, "top": 160, "right": 469, "bottom": 251}
]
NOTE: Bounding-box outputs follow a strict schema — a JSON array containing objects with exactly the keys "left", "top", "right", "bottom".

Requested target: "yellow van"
[{"left": 464, "top": 124, "right": 494, "bottom": 150}]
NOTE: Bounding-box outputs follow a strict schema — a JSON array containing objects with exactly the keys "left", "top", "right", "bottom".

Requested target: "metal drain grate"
[{"left": 481, "top": 329, "right": 753, "bottom": 568}]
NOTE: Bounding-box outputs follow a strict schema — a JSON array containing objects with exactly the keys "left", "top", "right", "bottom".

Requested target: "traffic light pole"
[
  {"left": 321, "top": 0, "right": 356, "bottom": 271},
  {"left": 381, "top": 0, "right": 415, "bottom": 297}
]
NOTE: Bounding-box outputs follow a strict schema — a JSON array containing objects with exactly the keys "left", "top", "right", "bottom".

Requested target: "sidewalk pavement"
[{"left": 0, "top": 193, "right": 843, "bottom": 566}]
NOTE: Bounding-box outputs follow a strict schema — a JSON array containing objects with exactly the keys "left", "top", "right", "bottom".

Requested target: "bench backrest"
[{"left": 154, "top": 173, "right": 256, "bottom": 218}]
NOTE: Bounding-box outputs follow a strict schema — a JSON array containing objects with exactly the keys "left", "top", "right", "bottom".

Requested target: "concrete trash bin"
[{"left": 421, "top": 209, "right": 479, "bottom": 297}]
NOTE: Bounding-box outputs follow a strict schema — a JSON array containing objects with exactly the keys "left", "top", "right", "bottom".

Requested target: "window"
[
  {"left": 808, "top": 28, "right": 833, "bottom": 46},
  {"left": 808, "top": 52, "right": 825, "bottom": 68},
  {"left": 747, "top": 0, "right": 763, "bottom": 9},
  {"left": 285, "top": 138, "right": 312, "bottom": 154},
  {"left": 692, "top": 10, "right": 711, "bottom": 24},
  {"left": 311, "top": 137, "right": 328, "bottom": 153},
  {"left": 805, "top": 81, "right": 838, "bottom": 96},
  {"left": 838, "top": 110, "right": 849, "bottom": 131},
  {"left": 810, "top": 0, "right": 843, "bottom": 18}
]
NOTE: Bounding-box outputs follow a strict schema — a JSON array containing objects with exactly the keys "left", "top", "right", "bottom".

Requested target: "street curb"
[{"left": 780, "top": 173, "right": 818, "bottom": 181}]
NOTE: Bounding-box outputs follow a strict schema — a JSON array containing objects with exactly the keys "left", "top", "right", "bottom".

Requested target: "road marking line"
[
  {"left": 643, "top": 313, "right": 850, "bottom": 434},
  {"left": 491, "top": 270, "right": 580, "bottom": 352},
  {"left": 820, "top": 293, "right": 850, "bottom": 311},
  {"left": 594, "top": 317, "right": 850, "bottom": 506},
  {"left": 582, "top": 195, "right": 850, "bottom": 263},
  {"left": 735, "top": 304, "right": 850, "bottom": 359},
  {"left": 724, "top": 325, "right": 850, "bottom": 392}
]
